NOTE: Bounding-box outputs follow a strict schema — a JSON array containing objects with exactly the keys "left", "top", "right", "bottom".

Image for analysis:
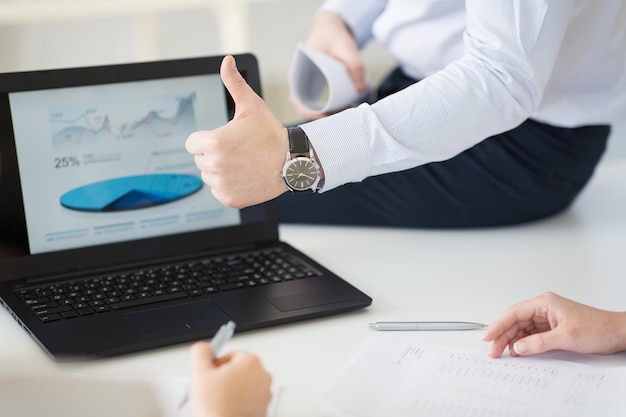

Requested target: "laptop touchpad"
[
  {"left": 124, "top": 300, "right": 231, "bottom": 337},
  {"left": 268, "top": 288, "right": 360, "bottom": 312}
]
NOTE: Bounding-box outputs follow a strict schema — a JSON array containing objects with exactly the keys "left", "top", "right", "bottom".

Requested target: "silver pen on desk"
[
  {"left": 369, "top": 321, "right": 488, "bottom": 331},
  {"left": 179, "top": 320, "right": 237, "bottom": 409}
]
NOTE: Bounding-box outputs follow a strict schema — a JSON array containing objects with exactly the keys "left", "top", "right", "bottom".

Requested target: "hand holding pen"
[
  {"left": 179, "top": 320, "right": 236, "bottom": 410},
  {"left": 187, "top": 321, "right": 272, "bottom": 417}
]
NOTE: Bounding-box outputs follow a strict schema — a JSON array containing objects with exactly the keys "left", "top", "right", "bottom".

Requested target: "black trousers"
[{"left": 277, "top": 67, "right": 610, "bottom": 228}]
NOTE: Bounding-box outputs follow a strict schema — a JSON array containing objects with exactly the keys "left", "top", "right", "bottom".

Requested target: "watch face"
[{"left": 283, "top": 157, "right": 318, "bottom": 191}]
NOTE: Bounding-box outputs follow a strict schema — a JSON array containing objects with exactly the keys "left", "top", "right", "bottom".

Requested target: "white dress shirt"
[{"left": 300, "top": 0, "right": 626, "bottom": 192}]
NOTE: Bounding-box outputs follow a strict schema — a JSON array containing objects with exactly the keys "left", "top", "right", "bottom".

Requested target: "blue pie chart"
[{"left": 60, "top": 173, "right": 203, "bottom": 212}]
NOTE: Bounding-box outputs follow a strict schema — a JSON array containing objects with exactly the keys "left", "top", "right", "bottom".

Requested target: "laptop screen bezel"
[{"left": 0, "top": 54, "right": 280, "bottom": 282}]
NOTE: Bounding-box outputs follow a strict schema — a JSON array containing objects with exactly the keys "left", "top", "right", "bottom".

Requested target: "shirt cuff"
[{"left": 300, "top": 105, "right": 374, "bottom": 192}]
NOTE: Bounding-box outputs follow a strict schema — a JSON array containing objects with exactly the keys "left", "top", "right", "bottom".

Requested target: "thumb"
[
  {"left": 512, "top": 330, "right": 563, "bottom": 356},
  {"left": 220, "top": 55, "right": 258, "bottom": 118}
]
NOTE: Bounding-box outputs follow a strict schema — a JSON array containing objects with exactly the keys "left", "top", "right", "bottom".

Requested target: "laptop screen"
[
  {"left": 10, "top": 74, "right": 240, "bottom": 255},
  {"left": 0, "top": 55, "right": 278, "bottom": 280}
]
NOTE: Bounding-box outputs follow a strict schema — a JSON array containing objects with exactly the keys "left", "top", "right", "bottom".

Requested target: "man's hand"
[
  {"left": 484, "top": 292, "right": 626, "bottom": 358},
  {"left": 288, "top": 11, "right": 366, "bottom": 119},
  {"left": 190, "top": 342, "right": 272, "bottom": 417},
  {"left": 186, "top": 55, "right": 289, "bottom": 208}
]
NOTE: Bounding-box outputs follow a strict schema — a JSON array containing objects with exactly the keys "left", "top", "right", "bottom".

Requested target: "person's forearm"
[{"left": 301, "top": 1, "right": 575, "bottom": 193}]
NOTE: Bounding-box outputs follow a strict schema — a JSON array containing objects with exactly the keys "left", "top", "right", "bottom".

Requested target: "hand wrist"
[
  {"left": 308, "top": 11, "right": 354, "bottom": 47},
  {"left": 314, "top": 11, "right": 350, "bottom": 32},
  {"left": 282, "top": 127, "right": 323, "bottom": 192}
]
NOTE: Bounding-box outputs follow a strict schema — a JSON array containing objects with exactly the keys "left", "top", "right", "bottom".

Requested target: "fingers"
[
  {"left": 185, "top": 130, "right": 210, "bottom": 156},
  {"left": 487, "top": 333, "right": 517, "bottom": 358},
  {"left": 484, "top": 295, "right": 554, "bottom": 358},
  {"left": 326, "top": 39, "right": 366, "bottom": 92},
  {"left": 487, "top": 320, "right": 567, "bottom": 358},
  {"left": 191, "top": 342, "right": 217, "bottom": 374},
  {"left": 485, "top": 293, "right": 559, "bottom": 342},
  {"left": 306, "top": 11, "right": 366, "bottom": 93},
  {"left": 486, "top": 323, "right": 531, "bottom": 358},
  {"left": 484, "top": 292, "right": 583, "bottom": 358},
  {"left": 191, "top": 341, "right": 259, "bottom": 370},
  {"left": 511, "top": 331, "right": 558, "bottom": 356},
  {"left": 340, "top": 49, "right": 367, "bottom": 92},
  {"left": 483, "top": 303, "right": 538, "bottom": 347}
]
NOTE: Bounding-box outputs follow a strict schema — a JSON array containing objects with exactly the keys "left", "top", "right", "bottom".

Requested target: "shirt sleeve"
[
  {"left": 318, "top": 0, "right": 387, "bottom": 47},
  {"left": 302, "top": 0, "right": 577, "bottom": 192}
]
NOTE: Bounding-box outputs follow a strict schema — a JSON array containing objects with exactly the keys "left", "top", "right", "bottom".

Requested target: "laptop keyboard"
[{"left": 16, "top": 248, "right": 320, "bottom": 324}]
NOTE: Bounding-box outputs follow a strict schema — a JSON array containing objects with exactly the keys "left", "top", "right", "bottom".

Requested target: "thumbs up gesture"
[{"left": 186, "top": 55, "right": 289, "bottom": 208}]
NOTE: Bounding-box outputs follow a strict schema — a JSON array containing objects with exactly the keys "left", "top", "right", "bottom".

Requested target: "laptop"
[{"left": 0, "top": 54, "right": 372, "bottom": 361}]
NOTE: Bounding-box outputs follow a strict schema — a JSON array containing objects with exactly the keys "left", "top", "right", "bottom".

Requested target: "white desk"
[{"left": 1, "top": 160, "right": 626, "bottom": 416}]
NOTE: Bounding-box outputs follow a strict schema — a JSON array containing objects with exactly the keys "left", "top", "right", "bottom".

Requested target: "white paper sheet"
[
  {"left": 319, "top": 336, "right": 626, "bottom": 417},
  {"left": 289, "top": 42, "right": 369, "bottom": 115}
]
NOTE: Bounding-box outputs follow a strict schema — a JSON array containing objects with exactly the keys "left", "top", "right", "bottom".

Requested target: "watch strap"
[{"left": 287, "top": 127, "right": 309, "bottom": 155}]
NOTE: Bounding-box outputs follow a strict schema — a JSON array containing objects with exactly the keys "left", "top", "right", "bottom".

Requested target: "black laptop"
[{"left": 0, "top": 54, "right": 372, "bottom": 361}]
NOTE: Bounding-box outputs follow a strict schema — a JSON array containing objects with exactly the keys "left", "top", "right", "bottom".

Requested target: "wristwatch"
[{"left": 282, "top": 127, "right": 321, "bottom": 192}]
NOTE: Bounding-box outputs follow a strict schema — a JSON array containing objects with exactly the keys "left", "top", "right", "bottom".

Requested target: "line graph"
[{"left": 49, "top": 92, "right": 197, "bottom": 147}]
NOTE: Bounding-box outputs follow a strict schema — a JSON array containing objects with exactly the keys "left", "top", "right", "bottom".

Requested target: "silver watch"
[{"left": 282, "top": 127, "right": 320, "bottom": 192}]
